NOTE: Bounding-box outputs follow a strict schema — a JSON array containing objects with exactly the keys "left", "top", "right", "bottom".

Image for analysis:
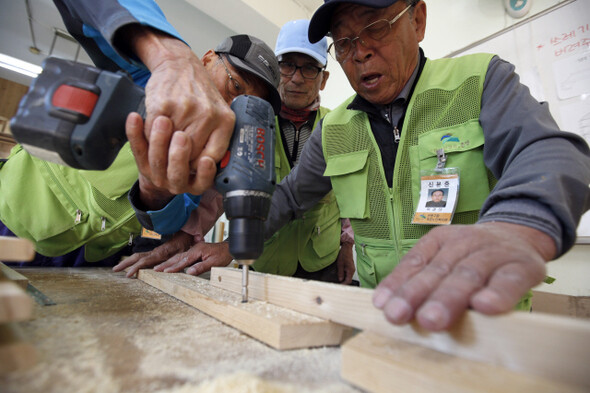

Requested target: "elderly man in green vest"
[
  {"left": 262, "top": 0, "right": 590, "bottom": 331},
  {"left": 116, "top": 20, "right": 356, "bottom": 285}
]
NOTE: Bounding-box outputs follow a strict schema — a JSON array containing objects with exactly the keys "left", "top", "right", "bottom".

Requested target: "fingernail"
[
  {"left": 384, "top": 297, "right": 413, "bottom": 323},
  {"left": 373, "top": 287, "right": 394, "bottom": 309},
  {"left": 418, "top": 302, "right": 449, "bottom": 330}
]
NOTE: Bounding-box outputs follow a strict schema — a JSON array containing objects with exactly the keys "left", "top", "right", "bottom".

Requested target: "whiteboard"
[{"left": 450, "top": 0, "right": 590, "bottom": 243}]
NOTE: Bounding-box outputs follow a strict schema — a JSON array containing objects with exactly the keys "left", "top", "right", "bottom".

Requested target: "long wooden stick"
[
  {"left": 136, "top": 269, "right": 350, "bottom": 350},
  {"left": 0, "top": 237, "right": 35, "bottom": 262},
  {"left": 209, "top": 267, "right": 590, "bottom": 388}
]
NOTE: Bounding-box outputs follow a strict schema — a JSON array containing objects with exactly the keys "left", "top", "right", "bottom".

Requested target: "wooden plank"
[
  {"left": 136, "top": 269, "right": 350, "bottom": 350},
  {"left": 210, "top": 267, "right": 590, "bottom": 388},
  {"left": 0, "top": 280, "right": 33, "bottom": 323},
  {"left": 341, "top": 331, "right": 586, "bottom": 393},
  {"left": 0, "top": 237, "right": 35, "bottom": 262},
  {"left": 532, "top": 290, "right": 590, "bottom": 318},
  {"left": 0, "top": 323, "right": 37, "bottom": 375},
  {"left": 0, "top": 262, "right": 29, "bottom": 289}
]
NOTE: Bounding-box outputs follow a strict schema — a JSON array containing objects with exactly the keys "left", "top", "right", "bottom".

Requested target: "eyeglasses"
[
  {"left": 328, "top": 3, "right": 413, "bottom": 61},
  {"left": 278, "top": 62, "right": 325, "bottom": 80},
  {"left": 217, "top": 53, "right": 244, "bottom": 97}
]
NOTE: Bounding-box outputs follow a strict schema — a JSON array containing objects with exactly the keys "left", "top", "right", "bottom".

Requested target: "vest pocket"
[
  {"left": 415, "top": 121, "right": 490, "bottom": 213},
  {"left": 324, "top": 150, "right": 370, "bottom": 219}
]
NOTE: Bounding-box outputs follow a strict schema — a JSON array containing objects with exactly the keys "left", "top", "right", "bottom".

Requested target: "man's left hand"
[{"left": 372, "top": 222, "right": 556, "bottom": 331}]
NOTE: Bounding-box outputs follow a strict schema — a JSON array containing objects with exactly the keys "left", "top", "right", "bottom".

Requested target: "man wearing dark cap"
[
  {"left": 262, "top": 0, "right": 590, "bottom": 331},
  {"left": 116, "top": 20, "right": 356, "bottom": 286}
]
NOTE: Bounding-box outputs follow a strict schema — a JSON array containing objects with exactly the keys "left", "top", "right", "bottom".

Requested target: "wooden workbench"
[{"left": 0, "top": 268, "right": 362, "bottom": 393}]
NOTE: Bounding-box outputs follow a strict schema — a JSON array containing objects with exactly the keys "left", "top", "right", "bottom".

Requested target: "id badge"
[
  {"left": 141, "top": 227, "right": 162, "bottom": 240},
  {"left": 412, "top": 166, "right": 460, "bottom": 226}
]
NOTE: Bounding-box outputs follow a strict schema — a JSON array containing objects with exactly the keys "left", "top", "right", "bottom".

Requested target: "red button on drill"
[{"left": 52, "top": 85, "right": 99, "bottom": 118}]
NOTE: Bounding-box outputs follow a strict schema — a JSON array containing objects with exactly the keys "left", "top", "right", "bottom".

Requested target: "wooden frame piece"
[
  {"left": 0, "top": 237, "right": 35, "bottom": 262},
  {"left": 0, "top": 263, "right": 29, "bottom": 289},
  {"left": 136, "top": 269, "right": 350, "bottom": 350},
  {"left": 341, "top": 331, "right": 586, "bottom": 393},
  {"left": 209, "top": 267, "right": 590, "bottom": 388}
]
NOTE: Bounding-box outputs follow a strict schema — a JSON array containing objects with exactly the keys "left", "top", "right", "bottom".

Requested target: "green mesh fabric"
[
  {"left": 91, "top": 186, "right": 133, "bottom": 219},
  {"left": 399, "top": 75, "right": 486, "bottom": 240},
  {"left": 323, "top": 112, "right": 393, "bottom": 240},
  {"left": 324, "top": 72, "right": 498, "bottom": 243}
]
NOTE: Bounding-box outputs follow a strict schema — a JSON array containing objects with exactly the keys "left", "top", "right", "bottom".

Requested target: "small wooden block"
[
  {"left": 0, "top": 262, "right": 29, "bottom": 289},
  {"left": 136, "top": 269, "right": 349, "bottom": 350},
  {"left": 0, "top": 323, "right": 37, "bottom": 375},
  {"left": 0, "top": 281, "right": 33, "bottom": 323},
  {"left": 341, "top": 331, "right": 586, "bottom": 393},
  {"left": 0, "top": 237, "right": 35, "bottom": 262}
]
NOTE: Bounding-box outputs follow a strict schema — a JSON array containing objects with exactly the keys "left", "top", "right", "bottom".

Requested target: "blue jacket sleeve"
[
  {"left": 128, "top": 181, "right": 201, "bottom": 235},
  {"left": 53, "top": 0, "right": 185, "bottom": 87}
]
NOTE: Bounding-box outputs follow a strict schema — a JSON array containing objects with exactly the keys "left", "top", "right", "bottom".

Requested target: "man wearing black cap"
[{"left": 263, "top": 0, "right": 590, "bottom": 331}]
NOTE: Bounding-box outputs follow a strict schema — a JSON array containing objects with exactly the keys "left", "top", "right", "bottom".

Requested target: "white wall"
[{"left": 319, "top": 0, "right": 565, "bottom": 109}]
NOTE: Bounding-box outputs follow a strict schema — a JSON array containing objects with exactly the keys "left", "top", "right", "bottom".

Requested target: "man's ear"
[
  {"left": 413, "top": 1, "right": 427, "bottom": 43},
  {"left": 201, "top": 49, "right": 216, "bottom": 67},
  {"left": 319, "top": 70, "right": 330, "bottom": 91}
]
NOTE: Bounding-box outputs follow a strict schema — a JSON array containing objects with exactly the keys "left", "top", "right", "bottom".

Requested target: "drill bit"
[
  {"left": 241, "top": 264, "right": 249, "bottom": 303},
  {"left": 238, "top": 260, "right": 254, "bottom": 302}
]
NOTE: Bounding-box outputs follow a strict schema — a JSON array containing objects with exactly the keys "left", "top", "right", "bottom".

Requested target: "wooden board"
[
  {"left": 210, "top": 267, "right": 590, "bottom": 388},
  {"left": 0, "top": 280, "right": 33, "bottom": 324},
  {"left": 136, "top": 269, "right": 350, "bottom": 350},
  {"left": 0, "top": 262, "right": 29, "bottom": 289},
  {"left": 341, "top": 331, "right": 586, "bottom": 393},
  {"left": 532, "top": 290, "right": 590, "bottom": 318},
  {"left": 0, "top": 236, "right": 35, "bottom": 262},
  {"left": 0, "top": 323, "right": 37, "bottom": 375}
]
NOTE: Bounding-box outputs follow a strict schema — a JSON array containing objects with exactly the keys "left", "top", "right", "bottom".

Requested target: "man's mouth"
[{"left": 361, "top": 73, "right": 381, "bottom": 87}]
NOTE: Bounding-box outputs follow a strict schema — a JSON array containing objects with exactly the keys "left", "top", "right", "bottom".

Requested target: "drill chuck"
[{"left": 224, "top": 190, "right": 272, "bottom": 260}]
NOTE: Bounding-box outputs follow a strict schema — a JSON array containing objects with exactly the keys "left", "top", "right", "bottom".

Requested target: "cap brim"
[
  {"left": 308, "top": 0, "right": 399, "bottom": 43},
  {"left": 225, "top": 54, "right": 282, "bottom": 115},
  {"left": 275, "top": 47, "right": 327, "bottom": 66}
]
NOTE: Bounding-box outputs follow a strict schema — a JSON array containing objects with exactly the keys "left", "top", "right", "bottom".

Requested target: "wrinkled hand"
[
  {"left": 372, "top": 222, "right": 556, "bottom": 331},
  {"left": 113, "top": 231, "right": 194, "bottom": 278},
  {"left": 337, "top": 242, "right": 355, "bottom": 284},
  {"left": 126, "top": 29, "right": 234, "bottom": 199},
  {"left": 168, "top": 241, "right": 234, "bottom": 276}
]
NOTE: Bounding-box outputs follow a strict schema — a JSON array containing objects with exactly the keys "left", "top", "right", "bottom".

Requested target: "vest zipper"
[
  {"left": 360, "top": 243, "right": 366, "bottom": 256},
  {"left": 393, "top": 126, "right": 400, "bottom": 143},
  {"left": 101, "top": 217, "right": 106, "bottom": 231},
  {"left": 75, "top": 209, "right": 82, "bottom": 224},
  {"left": 128, "top": 233, "right": 134, "bottom": 246}
]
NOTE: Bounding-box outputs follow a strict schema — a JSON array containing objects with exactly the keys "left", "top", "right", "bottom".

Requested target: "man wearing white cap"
[{"left": 116, "top": 20, "right": 356, "bottom": 285}]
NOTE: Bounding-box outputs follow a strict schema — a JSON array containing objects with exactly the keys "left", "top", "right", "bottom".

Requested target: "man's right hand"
[
  {"left": 113, "top": 232, "right": 234, "bottom": 278},
  {"left": 121, "top": 25, "right": 235, "bottom": 198}
]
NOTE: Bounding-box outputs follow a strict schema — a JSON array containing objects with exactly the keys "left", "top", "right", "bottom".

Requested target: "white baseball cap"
[{"left": 275, "top": 19, "right": 328, "bottom": 66}]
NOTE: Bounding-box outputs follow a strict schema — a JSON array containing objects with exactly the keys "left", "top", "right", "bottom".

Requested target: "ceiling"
[{"left": 0, "top": 0, "right": 324, "bottom": 86}]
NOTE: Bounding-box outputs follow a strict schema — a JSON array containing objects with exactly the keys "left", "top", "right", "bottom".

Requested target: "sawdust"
[
  {"left": 0, "top": 268, "right": 363, "bottom": 393},
  {"left": 160, "top": 372, "right": 344, "bottom": 393}
]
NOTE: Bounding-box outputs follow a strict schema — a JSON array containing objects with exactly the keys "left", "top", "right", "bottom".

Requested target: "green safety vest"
[
  {"left": 0, "top": 143, "right": 141, "bottom": 261},
  {"left": 252, "top": 106, "right": 342, "bottom": 275},
  {"left": 323, "top": 53, "right": 497, "bottom": 288}
]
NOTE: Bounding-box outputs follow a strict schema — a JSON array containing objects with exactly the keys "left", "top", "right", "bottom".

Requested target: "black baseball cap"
[
  {"left": 309, "top": 0, "right": 402, "bottom": 43},
  {"left": 215, "top": 34, "right": 281, "bottom": 114}
]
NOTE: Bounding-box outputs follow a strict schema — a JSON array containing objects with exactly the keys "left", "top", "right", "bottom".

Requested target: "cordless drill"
[{"left": 10, "top": 57, "right": 276, "bottom": 301}]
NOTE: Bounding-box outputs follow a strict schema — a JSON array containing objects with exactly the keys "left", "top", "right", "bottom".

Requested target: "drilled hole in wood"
[
  {"left": 315, "top": 296, "right": 323, "bottom": 305},
  {"left": 217, "top": 276, "right": 222, "bottom": 282}
]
